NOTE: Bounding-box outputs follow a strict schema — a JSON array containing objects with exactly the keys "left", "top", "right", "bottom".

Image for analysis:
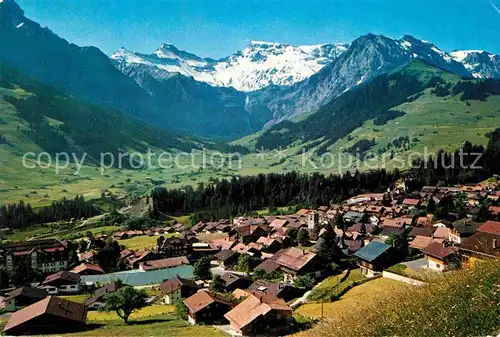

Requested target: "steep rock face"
[{"left": 111, "top": 41, "right": 348, "bottom": 92}]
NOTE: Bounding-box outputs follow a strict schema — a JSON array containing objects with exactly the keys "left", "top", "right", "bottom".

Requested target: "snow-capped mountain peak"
[
  {"left": 449, "top": 50, "right": 500, "bottom": 78},
  {"left": 111, "top": 41, "right": 348, "bottom": 92}
]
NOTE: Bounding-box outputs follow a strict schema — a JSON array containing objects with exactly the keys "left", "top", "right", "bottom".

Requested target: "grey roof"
[
  {"left": 343, "top": 212, "right": 365, "bottom": 221},
  {"left": 354, "top": 241, "right": 391, "bottom": 262}
]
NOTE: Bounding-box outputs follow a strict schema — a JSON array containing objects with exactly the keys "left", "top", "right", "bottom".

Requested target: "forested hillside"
[{"left": 0, "top": 63, "right": 205, "bottom": 161}]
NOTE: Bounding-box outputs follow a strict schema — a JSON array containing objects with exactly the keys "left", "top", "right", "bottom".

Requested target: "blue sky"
[{"left": 16, "top": 0, "right": 500, "bottom": 58}]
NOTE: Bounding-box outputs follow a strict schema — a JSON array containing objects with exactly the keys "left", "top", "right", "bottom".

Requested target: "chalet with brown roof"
[
  {"left": 247, "top": 280, "right": 302, "bottom": 302},
  {"left": 224, "top": 294, "right": 292, "bottom": 335},
  {"left": 159, "top": 277, "right": 199, "bottom": 304},
  {"left": 433, "top": 227, "right": 450, "bottom": 240},
  {"left": 402, "top": 198, "right": 421, "bottom": 207},
  {"left": 220, "top": 273, "right": 253, "bottom": 292},
  {"left": 172, "top": 223, "right": 186, "bottom": 232},
  {"left": 416, "top": 216, "right": 430, "bottom": 226},
  {"left": 477, "top": 220, "right": 500, "bottom": 235},
  {"left": 409, "top": 235, "right": 443, "bottom": 251},
  {"left": 489, "top": 206, "right": 500, "bottom": 216},
  {"left": 119, "top": 248, "right": 134, "bottom": 259},
  {"left": 346, "top": 223, "right": 366, "bottom": 235},
  {"left": 409, "top": 226, "right": 434, "bottom": 239},
  {"left": 216, "top": 223, "right": 233, "bottom": 233},
  {"left": 113, "top": 232, "right": 129, "bottom": 240},
  {"left": 364, "top": 205, "right": 386, "bottom": 214},
  {"left": 460, "top": 231, "right": 500, "bottom": 266},
  {"left": 381, "top": 218, "right": 405, "bottom": 229},
  {"left": 71, "top": 263, "right": 104, "bottom": 275},
  {"left": 210, "top": 238, "right": 237, "bottom": 251},
  {"left": 272, "top": 247, "right": 318, "bottom": 282},
  {"left": 0, "top": 287, "right": 47, "bottom": 312},
  {"left": 214, "top": 249, "right": 240, "bottom": 268},
  {"left": 256, "top": 236, "right": 282, "bottom": 253},
  {"left": 183, "top": 290, "right": 232, "bottom": 325},
  {"left": 270, "top": 219, "right": 289, "bottom": 229},
  {"left": 79, "top": 251, "right": 97, "bottom": 264},
  {"left": 202, "top": 222, "right": 220, "bottom": 232},
  {"left": 127, "top": 249, "right": 154, "bottom": 269},
  {"left": 235, "top": 225, "right": 268, "bottom": 244},
  {"left": 3, "top": 296, "right": 87, "bottom": 335},
  {"left": 423, "top": 242, "right": 459, "bottom": 272},
  {"left": 343, "top": 238, "right": 365, "bottom": 255},
  {"left": 139, "top": 256, "right": 190, "bottom": 272},
  {"left": 317, "top": 206, "right": 329, "bottom": 212},
  {"left": 191, "top": 222, "right": 207, "bottom": 233},
  {"left": 296, "top": 209, "right": 312, "bottom": 215},
  {"left": 255, "top": 258, "right": 280, "bottom": 274},
  {"left": 40, "top": 271, "right": 81, "bottom": 295}
]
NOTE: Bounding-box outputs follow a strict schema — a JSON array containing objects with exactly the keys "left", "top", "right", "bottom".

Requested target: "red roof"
[
  {"left": 183, "top": 290, "right": 231, "bottom": 314},
  {"left": 224, "top": 294, "right": 291, "bottom": 331},
  {"left": 402, "top": 198, "right": 420, "bottom": 206},
  {"left": 140, "top": 256, "right": 189, "bottom": 271},
  {"left": 42, "top": 271, "right": 81, "bottom": 286},
  {"left": 71, "top": 263, "right": 104, "bottom": 275},
  {"left": 477, "top": 220, "right": 500, "bottom": 235},
  {"left": 488, "top": 206, "right": 500, "bottom": 216},
  {"left": 272, "top": 247, "right": 316, "bottom": 272}
]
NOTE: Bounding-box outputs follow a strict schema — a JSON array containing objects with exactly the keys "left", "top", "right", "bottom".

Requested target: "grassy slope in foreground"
[{"left": 295, "top": 259, "right": 500, "bottom": 337}]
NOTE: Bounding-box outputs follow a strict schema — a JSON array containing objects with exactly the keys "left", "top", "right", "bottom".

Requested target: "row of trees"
[
  {"left": 151, "top": 170, "right": 400, "bottom": 221},
  {"left": 408, "top": 129, "right": 500, "bottom": 188},
  {"left": 0, "top": 196, "right": 100, "bottom": 229}
]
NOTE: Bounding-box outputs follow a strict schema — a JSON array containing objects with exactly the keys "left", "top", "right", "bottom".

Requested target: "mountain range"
[
  {"left": 112, "top": 41, "right": 348, "bottom": 92},
  {"left": 1, "top": 0, "right": 500, "bottom": 142}
]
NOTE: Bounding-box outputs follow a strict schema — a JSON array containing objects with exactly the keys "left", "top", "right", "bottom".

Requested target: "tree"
[
  {"left": 476, "top": 198, "right": 492, "bottom": 221},
  {"left": 237, "top": 254, "right": 252, "bottom": 275},
  {"left": 116, "top": 258, "right": 128, "bottom": 271},
  {"left": 0, "top": 267, "right": 9, "bottom": 289},
  {"left": 386, "top": 231, "right": 409, "bottom": 260},
  {"left": 193, "top": 256, "right": 211, "bottom": 280},
  {"left": 454, "top": 193, "right": 468, "bottom": 219},
  {"left": 382, "top": 193, "right": 392, "bottom": 207},
  {"left": 252, "top": 268, "right": 266, "bottom": 280},
  {"left": 210, "top": 274, "right": 225, "bottom": 293},
  {"left": 101, "top": 286, "right": 148, "bottom": 324},
  {"left": 294, "top": 274, "right": 315, "bottom": 290},
  {"left": 333, "top": 214, "right": 345, "bottom": 230},
  {"left": 174, "top": 301, "right": 188, "bottom": 320},
  {"left": 426, "top": 197, "right": 436, "bottom": 214},
  {"left": 157, "top": 236, "right": 165, "bottom": 250},
  {"left": 286, "top": 228, "right": 299, "bottom": 244},
  {"left": 297, "top": 228, "right": 310, "bottom": 246},
  {"left": 310, "top": 225, "right": 321, "bottom": 241},
  {"left": 315, "top": 226, "right": 339, "bottom": 264}
]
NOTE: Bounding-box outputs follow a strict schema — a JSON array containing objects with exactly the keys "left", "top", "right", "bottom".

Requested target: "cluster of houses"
[{"left": 0, "top": 178, "right": 499, "bottom": 335}]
